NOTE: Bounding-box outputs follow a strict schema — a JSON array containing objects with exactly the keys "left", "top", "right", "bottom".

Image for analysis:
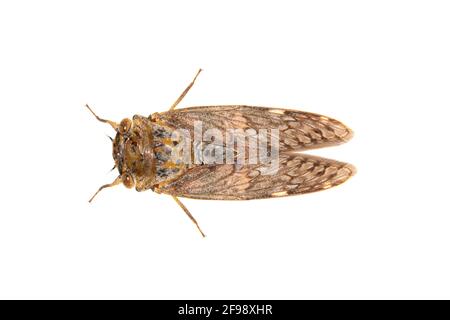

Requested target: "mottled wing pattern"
[
  {"left": 156, "top": 153, "right": 356, "bottom": 200},
  {"left": 152, "top": 105, "right": 353, "bottom": 151}
]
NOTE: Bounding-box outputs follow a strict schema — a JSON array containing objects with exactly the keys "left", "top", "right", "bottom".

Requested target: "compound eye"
[
  {"left": 119, "top": 118, "right": 132, "bottom": 134},
  {"left": 121, "top": 173, "right": 135, "bottom": 189}
]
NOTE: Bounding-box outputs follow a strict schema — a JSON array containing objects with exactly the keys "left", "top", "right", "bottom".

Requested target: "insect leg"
[
  {"left": 85, "top": 104, "right": 118, "bottom": 131},
  {"left": 171, "top": 195, "right": 206, "bottom": 237},
  {"left": 168, "top": 69, "right": 202, "bottom": 111},
  {"left": 88, "top": 176, "right": 122, "bottom": 203}
]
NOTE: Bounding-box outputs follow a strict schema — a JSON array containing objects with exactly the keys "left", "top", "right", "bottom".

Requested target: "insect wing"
[
  {"left": 156, "top": 153, "right": 356, "bottom": 200},
  {"left": 153, "top": 105, "right": 353, "bottom": 152}
]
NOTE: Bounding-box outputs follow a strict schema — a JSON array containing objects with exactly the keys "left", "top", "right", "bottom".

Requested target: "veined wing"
[
  {"left": 152, "top": 105, "right": 353, "bottom": 152},
  {"left": 155, "top": 153, "right": 356, "bottom": 200}
]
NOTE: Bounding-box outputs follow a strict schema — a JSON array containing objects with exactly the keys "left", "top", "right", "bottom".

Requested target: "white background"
[{"left": 0, "top": 0, "right": 449, "bottom": 299}]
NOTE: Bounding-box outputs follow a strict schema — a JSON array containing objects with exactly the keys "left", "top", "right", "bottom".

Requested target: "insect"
[{"left": 86, "top": 69, "right": 355, "bottom": 237}]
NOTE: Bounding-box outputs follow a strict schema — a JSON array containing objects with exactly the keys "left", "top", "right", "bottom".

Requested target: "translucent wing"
[
  {"left": 152, "top": 105, "right": 353, "bottom": 151},
  {"left": 155, "top": 153, "right": 355, "bottom": 200}
]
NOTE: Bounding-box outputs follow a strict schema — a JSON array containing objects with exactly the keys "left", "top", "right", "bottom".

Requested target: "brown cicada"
[{"left": 86, "top": 69, "right": 355, "bottom": 237}]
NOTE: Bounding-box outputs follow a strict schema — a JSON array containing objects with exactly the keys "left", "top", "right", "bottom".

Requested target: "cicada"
[{"left": 86, "top": 69, "right": 355, "bottom": 237}]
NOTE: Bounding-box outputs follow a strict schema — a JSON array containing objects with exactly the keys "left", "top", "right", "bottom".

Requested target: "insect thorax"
[
  {"left": 115, "top": 115, "right": 191, "bottom": 191},
  {"left": 151, "top": 122, "right": 187, "bottom": 186}
]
